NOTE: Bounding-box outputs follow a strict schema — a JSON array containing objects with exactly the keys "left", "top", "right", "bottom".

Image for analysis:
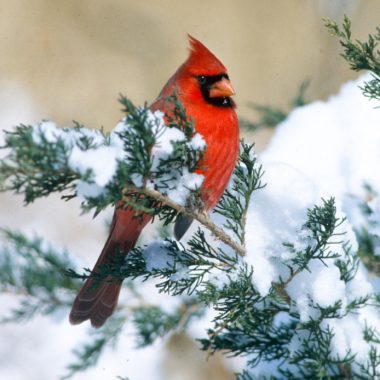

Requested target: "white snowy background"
[
  {"left": 0, "top": 73, "right": 380, "bottom": 379},
  {"left": 242, "top": 74, "right": 380, "bottom": 376}
]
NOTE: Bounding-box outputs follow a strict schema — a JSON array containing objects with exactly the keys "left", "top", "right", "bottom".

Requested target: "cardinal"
[{"left": 69, "top": 35, "right": 240, "bottom": 327}]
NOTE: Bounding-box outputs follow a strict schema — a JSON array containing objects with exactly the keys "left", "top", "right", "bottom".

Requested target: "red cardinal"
[{"left": 69, "top": 35, "right": 240, "bottom": 327}]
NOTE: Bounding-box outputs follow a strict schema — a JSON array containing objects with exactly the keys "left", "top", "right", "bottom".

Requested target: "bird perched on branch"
[{"left": 69, "top": 35, "right": 239, "bottom": 327}]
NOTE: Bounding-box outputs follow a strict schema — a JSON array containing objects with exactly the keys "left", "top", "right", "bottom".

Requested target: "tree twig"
[{"left": 122, "top": 186, "right": 246, "bottom": 257}]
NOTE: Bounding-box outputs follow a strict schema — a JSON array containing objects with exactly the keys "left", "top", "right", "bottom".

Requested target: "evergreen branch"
[
  {"left": 164, "top": 92, "right": 197, "bottom": 139},
  {"left": 199, "top": 197, "right": 369, "bottom": 379},
  {"left": 0, "top": 230, "right": 80, "bottom": 322},
  {"left": 121, "top": 185, "right": 247, "bottom": 257},
  {"left": 0, "top": 125, "right": 79, "bottom": 203},
  {"left": 132, "top": 300, "right": 201, "bottom": 347},
  {"left": 284, "top": 197, "right": 345, "bottom": 283},
  {"left": 324, "top": 15, "right": 380, "bottom": 103},
  {"left": 153, "top": 230, "right": 239, "bottom": 296},
  {"left": 0, "top": 94, "right": 205, "bottom": 220},
  {"left": 353, "top": 346, "right": 380, "bottom": 379},
  {"left": 66, "top": 227, "right": 239, "bottom": 298},
  {"left": 214, "top": 141, "right": 265, "bottom": 245},
  {"left": 324, "top": 16, "right": 380, "bottom": 75},
  {"left": 355, "top": 186, "right": 380, "bottom": 277}
]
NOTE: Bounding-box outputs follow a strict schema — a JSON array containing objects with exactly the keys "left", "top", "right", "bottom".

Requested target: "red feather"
[{"left": 69, "top": 35, "right": 239, "bottom": 327}]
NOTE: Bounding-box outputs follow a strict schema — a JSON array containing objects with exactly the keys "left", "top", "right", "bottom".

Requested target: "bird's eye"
[{"left": 198, "top": 76, "right": 207, "bottom": 84}]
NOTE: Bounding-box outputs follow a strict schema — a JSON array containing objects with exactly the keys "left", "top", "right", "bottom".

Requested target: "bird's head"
[{"left": 175, "top": 35, "right": 236, "bottom": 108}]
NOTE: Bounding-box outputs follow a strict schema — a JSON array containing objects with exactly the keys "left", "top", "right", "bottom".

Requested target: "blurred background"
[
  {"left": 1, "top": 0, "right": 380, "bottom": 148},
  {"left": 0, "top": 1, "right": 379, "bottom": 379}
]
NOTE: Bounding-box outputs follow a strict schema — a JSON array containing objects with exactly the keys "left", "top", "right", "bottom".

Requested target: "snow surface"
[
  {"left": 143, "top": 240, "right": 175, "bottom": 272},
  {"left": 242, "top": 74, "right": 380, "bottom": 376},
  {"left": 244, "top": 162, "right": 320, "bottom": 295}
]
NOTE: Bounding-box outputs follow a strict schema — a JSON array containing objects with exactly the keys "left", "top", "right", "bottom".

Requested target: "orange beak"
[{"left": 209, "top": 77, "right": 235, "bottom": 98}]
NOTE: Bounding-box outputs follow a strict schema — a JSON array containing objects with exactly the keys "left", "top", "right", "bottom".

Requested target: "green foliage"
[
  {"left": 0, "top": 124, "right": 79, "bottom": 203},
  {"left": 289, "top": 198, "right": 344, "bottom": 274},
  {"left": 133, "top": 305, "right": 182, "bottom": 347},
  {"left": 133, "top": 300, "right": 201, "bottom": 347},
  {"left": 151, "top": 93, "right": 205, "bottom": 223},
  {"left": 357, "top": 228, "right": 380, "bottom": 275},
  {"left": 214, "top": 141, "right": 265, "bottom": 245},
  {"left": 324, "top": 15, "right": 380, "bottom": 103},
  {"left": 0, "top": 94, "right": 204, "bottom": 219},
  {"left": 354, "top": 185, "right": 380, "bottom": 277},
  {"left": 118, "top": 96, "right": 157, "bottom": 184},
  {"left": 240, "top": 80, "right": 310, "bottom": 131},
  {"left": 198, "top": 199, "right": 371, "bottom": 379},
  {"left": 0, "top": 229, "right": 79, "bottom": 322}
]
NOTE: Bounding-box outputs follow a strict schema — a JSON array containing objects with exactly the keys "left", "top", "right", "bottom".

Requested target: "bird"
[{"left": 69, "top": 35, "right": 240, "bottom": 328}]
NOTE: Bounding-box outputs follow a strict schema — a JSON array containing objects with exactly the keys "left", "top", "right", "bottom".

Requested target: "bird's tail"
[{"left": 69, "top": 206, "right": 151, "bottom": 328}]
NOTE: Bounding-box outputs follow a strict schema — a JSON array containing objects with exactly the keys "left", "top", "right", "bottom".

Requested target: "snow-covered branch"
[{"left": 122, "top": 185, "right": 246, "bottom": 257}]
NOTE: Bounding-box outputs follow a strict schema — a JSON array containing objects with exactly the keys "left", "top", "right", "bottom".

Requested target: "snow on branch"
[
  {"left": 324, "top": 15, "right": 380, "bottom": 104},
  {"left": 0, "top": 95, "right": 204, "bottom": 211}
]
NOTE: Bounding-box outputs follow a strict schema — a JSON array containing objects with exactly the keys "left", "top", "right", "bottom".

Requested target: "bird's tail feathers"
[{"left": 69, "top": 207, "right": 151, "bottom": 328}]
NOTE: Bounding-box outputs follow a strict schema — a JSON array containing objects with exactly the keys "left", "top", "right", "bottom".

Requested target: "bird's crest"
[{"left": 186, "top": 34, "right": 227, "bottom": 75}]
